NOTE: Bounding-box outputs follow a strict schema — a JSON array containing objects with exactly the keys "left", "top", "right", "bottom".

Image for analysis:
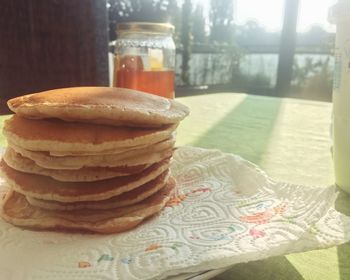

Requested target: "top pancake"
[{"left": 7, "top": 87, "right": 189, "bottom": 127}]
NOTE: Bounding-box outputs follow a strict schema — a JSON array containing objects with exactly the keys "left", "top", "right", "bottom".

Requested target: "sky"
[{"left": 193, "top": 0, "right": 337, "bottom": 33}]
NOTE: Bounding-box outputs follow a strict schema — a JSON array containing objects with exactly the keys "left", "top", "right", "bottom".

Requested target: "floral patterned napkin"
[{"left": 0, "top": 146, "right": 349, "bottom": 280}]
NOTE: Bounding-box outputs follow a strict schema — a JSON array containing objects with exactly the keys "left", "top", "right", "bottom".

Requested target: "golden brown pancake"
[
  {"left": 0, "top": 178, "right": 175, "bottom": 234},
  {"left": 7, "top": 87, "right": 189, "bottom": 127},
  {"left": 3, "top": 148, "right": 151, "bottom": 181},
  {"left": 0, "top": 159, "right": 170, "bottom": 202},
  {"left": 10, "top": 142, "right": 174, "bottom": 170},
  {"left": 26, "top": 172, "right": 171, "bottom": 210},
  {"left": 4, "top": 115, "right": 177, "bottom": 154},
  {"left": 43, "top": 134, "right": 176, "bottom": 157}
]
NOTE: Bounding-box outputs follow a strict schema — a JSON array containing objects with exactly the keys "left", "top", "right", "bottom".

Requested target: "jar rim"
[{"left": 116, "top": 22, "right": 175, "bottom": 34}]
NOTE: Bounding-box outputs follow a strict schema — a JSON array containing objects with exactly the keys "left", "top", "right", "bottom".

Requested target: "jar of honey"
[{"left": 113, "top": 22, "right": 175, "bottom": 99}]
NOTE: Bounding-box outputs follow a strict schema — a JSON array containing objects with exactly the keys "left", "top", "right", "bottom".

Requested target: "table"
[
  {"left": 174, "top": 93, "right": 350, "bottom": 280},
  {"left": 0, "top": 92, "right": 349, "bottom": 280}
]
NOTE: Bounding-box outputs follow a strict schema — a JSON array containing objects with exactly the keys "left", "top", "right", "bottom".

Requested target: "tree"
[
  {"left": 107, "top": 0, "right": 180, "bottom": 41},
  {"left": 235, "top": 21, "right": 266, "bottom": 43},
  {"left": 209, "top": 0, "right": 235, "bottom": 44},
  {"left": 192, "top": 4, "right": 207, "bottom": 44},
  {"left": 167, "top": 0, "right": 182, "bottom": 46}
]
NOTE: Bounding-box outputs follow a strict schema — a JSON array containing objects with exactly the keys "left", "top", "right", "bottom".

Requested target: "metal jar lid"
[{"left": 116, "top": 22, "right": 174, "bottom": 34}]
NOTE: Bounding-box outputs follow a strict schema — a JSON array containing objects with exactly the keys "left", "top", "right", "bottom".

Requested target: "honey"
[{"left": 115, "top": 69, "right": 174, "bottom": 99}]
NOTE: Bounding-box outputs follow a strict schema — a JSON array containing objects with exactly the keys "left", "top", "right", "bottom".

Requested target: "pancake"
[
  {"left": 26, "top": 172, "right": 172, "bottom": 211},
  {"left": 0, "top": 178, "right": 175, "bottom": 234},
  {"left": 0, "top": 159, "right": 170, "bottom": 202},
  {"left": 4, "top": 115, "right": 177, "bottom": 154},
  {"left": 3, "top": 148, "right": 151, "bottom": 181},
  {"left": 48, "top": 135, "right": 175, "bottom": 156},
  {"left": 7, "top": 87, "right": 189, "bottom": 128},
  {"left": 49, "top": 141, "right": 156, "bottom": 157},
  {"left": 10, "top": 142, "right": 174, "bottom": 170}
]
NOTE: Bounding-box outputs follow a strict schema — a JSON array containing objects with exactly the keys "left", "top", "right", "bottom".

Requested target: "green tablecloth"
[
  {"left": 175, "top": 93, "right": 350, "bottom": 280},
  {"left": 1, "top": 92, "right": 349, "bottom": 280}
]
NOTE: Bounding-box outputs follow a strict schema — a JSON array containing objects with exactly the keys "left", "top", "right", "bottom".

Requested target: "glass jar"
[{"left": 113, "top": 22, "right": 175, "bottom": 99}]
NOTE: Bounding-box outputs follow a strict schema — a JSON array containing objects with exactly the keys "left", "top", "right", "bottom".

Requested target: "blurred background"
[
  {"left": 107, "top": 0, "right": 335, "bottom": 101},
  {"left": 0, "top": 0, "right": 336, "bottom": 112}
]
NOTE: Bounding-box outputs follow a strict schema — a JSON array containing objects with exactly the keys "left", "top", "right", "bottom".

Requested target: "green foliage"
[
  {"left": 292, "top": 57, "right": 332, "bottom": 89},
  {"left": 291, "top": 56, "right": 333, "bottom": 99},
  {"left": 226, "top": 45, "right": 243, "bottom": 84},
  {"left": 107, "top": 0, "right": 180, "bottom": 41},
  {"left": 209, "top": 0, "right": 235, "bottom": 44}
]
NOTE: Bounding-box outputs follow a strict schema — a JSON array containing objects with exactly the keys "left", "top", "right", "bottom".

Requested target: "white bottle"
[{"left": 329, "top": 0, "right": 350, "bottom": 193}]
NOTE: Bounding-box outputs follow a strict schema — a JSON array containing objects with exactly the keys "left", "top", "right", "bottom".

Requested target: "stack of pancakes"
[{"left": 0, "top": 87, "right": 189, "bottom": 233}]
